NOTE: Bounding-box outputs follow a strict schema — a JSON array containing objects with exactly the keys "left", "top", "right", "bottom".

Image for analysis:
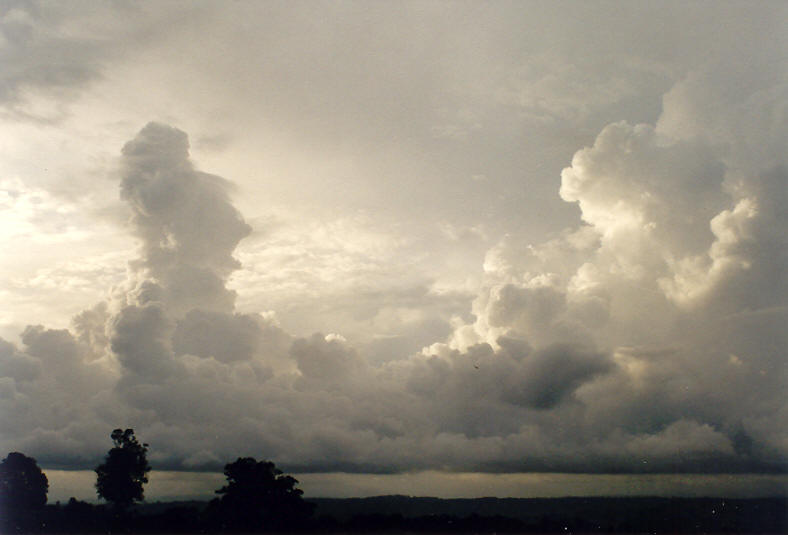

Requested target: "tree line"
[{"left": 0, "top": 428, "right": 314, "bottom": 533}]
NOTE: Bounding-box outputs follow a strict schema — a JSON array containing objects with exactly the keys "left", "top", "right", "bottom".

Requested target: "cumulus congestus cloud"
[
  {"left": 0, "top": 57, "right": 786, "bottom": 477},
  {"left": 438, "top": 63, "right": 787, "bottom": 472}
]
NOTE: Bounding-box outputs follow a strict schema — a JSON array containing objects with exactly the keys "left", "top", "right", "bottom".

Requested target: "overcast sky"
[{"left": 0, "top": 0, "right": 786, "bottom": 499}]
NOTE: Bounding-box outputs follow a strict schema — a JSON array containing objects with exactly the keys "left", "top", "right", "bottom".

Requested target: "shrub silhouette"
[{"left": 95, "top": 428, "right": 150, "bottom": 509}]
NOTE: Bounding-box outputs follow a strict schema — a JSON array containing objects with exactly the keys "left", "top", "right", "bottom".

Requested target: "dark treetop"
[{"left": 95, "top": 428, "right": 150, "bottom": 509}]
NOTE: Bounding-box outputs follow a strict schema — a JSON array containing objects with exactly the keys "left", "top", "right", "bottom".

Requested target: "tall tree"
[{"left": 95, "top": 429, "right": 150, "bottom": 509}]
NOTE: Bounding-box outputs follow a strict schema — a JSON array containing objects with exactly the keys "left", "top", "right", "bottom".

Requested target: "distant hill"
[
  {"left": 306, "top": 495, "right": 787, "bottom": 532},
  {"left": 127, "top": 495, "right": 786, "bottom": 533},
  {"left": 132, "top": 499, "right": 211, "bottom": 514}
]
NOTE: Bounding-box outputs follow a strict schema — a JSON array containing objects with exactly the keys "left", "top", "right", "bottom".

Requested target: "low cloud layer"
[{"left": 0, "top": 53, "right": 785, "bottom": 479}]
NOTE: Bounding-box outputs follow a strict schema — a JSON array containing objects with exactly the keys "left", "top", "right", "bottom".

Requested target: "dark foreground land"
[
  {"left": 311, "top": 496, "right": 787, "bottom": 532},
  {"left": 5, "top": 496, "right": 786, "bottom": 534}
]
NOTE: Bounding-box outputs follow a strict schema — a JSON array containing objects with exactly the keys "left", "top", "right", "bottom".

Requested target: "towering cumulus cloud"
[
  {"left": 437, "top": 64, "right": 787, "bottom": 472},
  {"left": 119, "top": 123, "right": 251, "bottom": 314},
  {"left": 111, "top": 123, "right": 265, "bottom": 386},
  {"left": 0, "top": 60, "right": 785, "bottom": 478}
]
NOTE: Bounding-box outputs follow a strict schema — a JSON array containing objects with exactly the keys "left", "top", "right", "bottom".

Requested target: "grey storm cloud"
[
  {"left": 173, "top": 310, "right": 264, "bottom": 363},
  {"left": 0, "top": 338, "right": 40, "bottom": 383},
  {"left": 0, "top": 5, "right": 100, "bottom": 111},
  {"left": 111, "top": 303, "right": 178, "bottom": 380},
  {"left": 501, "top": 344, "right": 612, "bottom": 410},
  {"left": 291, "top": 333, "right": 368, "bottom": 386},
  {"left": 0, "top": 2, "right": 206, "bottom": 122},
  {"left": 0, "top": 45, "right": 786, "bottom": 479}
]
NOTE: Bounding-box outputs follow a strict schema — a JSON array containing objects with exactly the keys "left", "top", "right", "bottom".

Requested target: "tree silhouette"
[
  {"left": 95, "top": 428, "right": 150, "bottom": 509},
  {"left": 0, "top": 452, "right": 48, "bottom": 510},
  {"left": 0, "top": 452, "right": 49, "bottom": 532},
  {"left": 208, "top": 457, "right": 314, "bottom": 531}
]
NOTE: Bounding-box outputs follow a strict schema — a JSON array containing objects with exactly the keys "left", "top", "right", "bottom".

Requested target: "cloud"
[
  {"left": 0, "top": 6, "right": 93, "bottom": 113},
  {"left": 0, "top": 337, "right": 40, "bottom": 383},
  {"left": 0, "top": 2, "right": 133, "bottom": 122},
  {"left": 501, "top": 344, "right": 612, "bottom": 410},
  {"left": 0, "top": 45, "right": 786, "bottom": 480},
  {"left": 432, "top": 58, "right": 787, "bottom": 472},
  {"left": 119, "top": 123, "right": 251, "bottom": 313},
  {"left": 0, "top": 2, "right": 212, "bottom": 122},
  {"left": 292, "top": 333, "right": 367, "bottom": 386},
  {"left": 111, "top": 303, "right": 178, "bottom": 380},
  {"left": 499, "top": 56, "right": 670, "bottom": 125},
  {"left": 228, "top": 213, "right": 476, "bottom": 360},
  {"left": 173, "top": 310, "right": 264, "bottom": 363}
]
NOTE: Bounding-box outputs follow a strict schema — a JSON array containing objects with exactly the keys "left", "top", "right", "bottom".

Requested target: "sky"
[{"left": 0, "top": 0, "right": 786, "bottom": 500}]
